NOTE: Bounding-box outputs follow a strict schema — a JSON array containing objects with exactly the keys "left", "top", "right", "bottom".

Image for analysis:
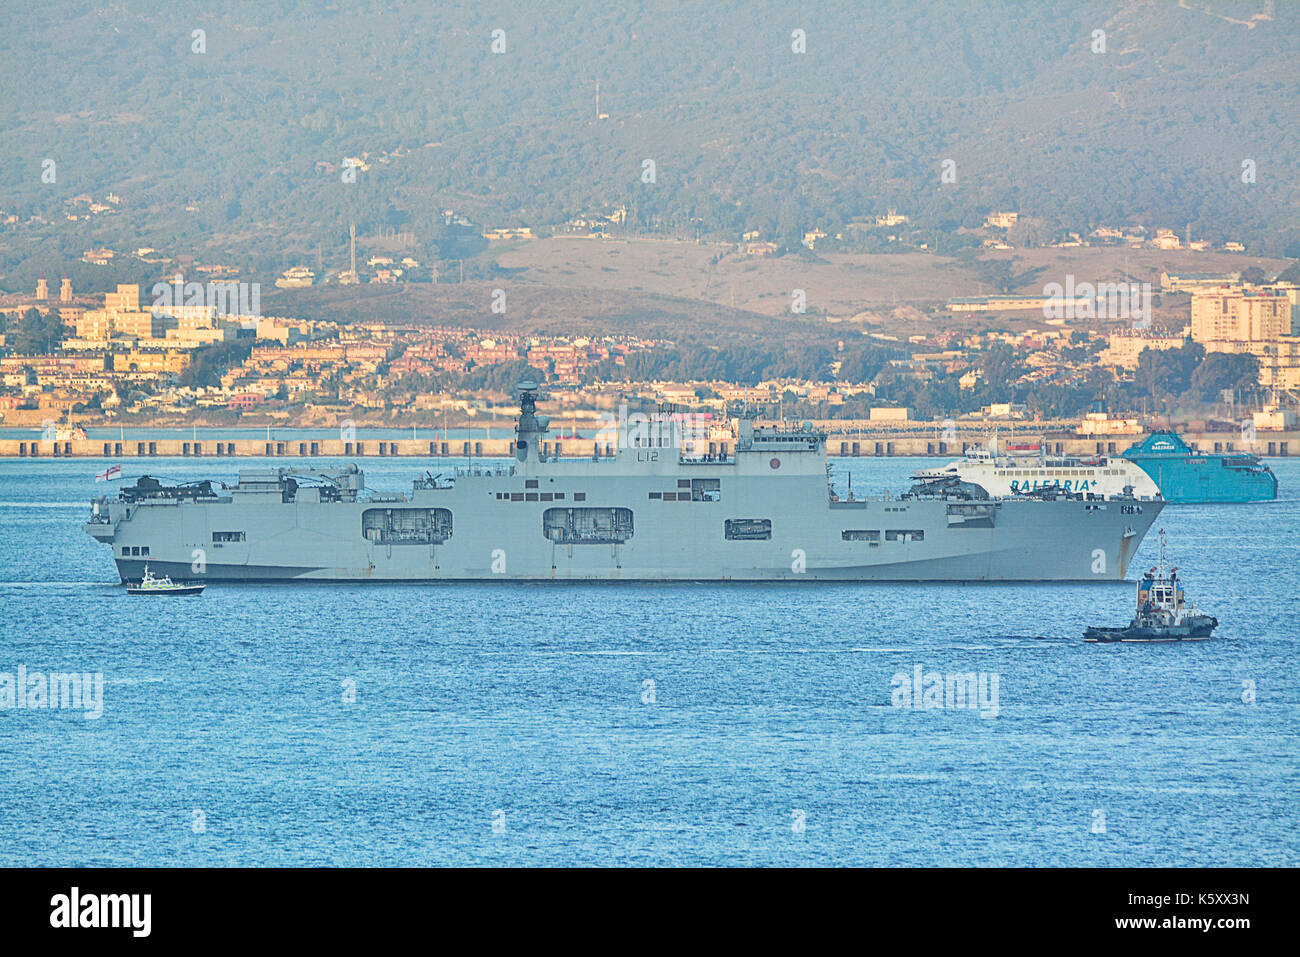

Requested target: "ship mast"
[{"left": 513, "top": 381, "right": 549, "bottom": 465}]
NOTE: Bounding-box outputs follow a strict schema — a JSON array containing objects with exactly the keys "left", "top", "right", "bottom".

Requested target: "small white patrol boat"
[{"left": 125, "top": 564, "right": 205, "bottom": 596}]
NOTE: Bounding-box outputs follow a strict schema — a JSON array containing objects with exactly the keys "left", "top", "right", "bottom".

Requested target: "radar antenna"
[{"left": 516, "top": 380, "right": 540, "bottom": 415}]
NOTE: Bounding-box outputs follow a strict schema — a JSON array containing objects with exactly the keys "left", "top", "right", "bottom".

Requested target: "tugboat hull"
[{"left": 1084, "top": 615, "right": 1218, "bottom": 643}]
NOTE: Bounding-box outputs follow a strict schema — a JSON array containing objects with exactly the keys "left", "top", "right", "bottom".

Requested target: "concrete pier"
[
  {"left": 2, "top": 430, "right": 1294, "bottom": 458},
  {"left": 4, "top": 436, "right": 539, "bottom": 459}
]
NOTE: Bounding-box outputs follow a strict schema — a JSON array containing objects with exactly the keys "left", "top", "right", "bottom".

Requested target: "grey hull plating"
[
  {"left": 91, "top": 473, "right": 1160, "bottom": 583},
  {"left": 86, "top": 395, "right": 1162, "bottom": 584}
]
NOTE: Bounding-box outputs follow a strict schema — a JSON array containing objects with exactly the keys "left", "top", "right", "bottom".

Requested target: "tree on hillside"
[
  {"left": 836, "top": 343, "right": 898, "bottom": 383},
  {"left": 10, "top": 308, "right": 65, "bottom": 354},
  {"left": 178, "top": 340, "right": 254, "bottom": 389},
  {"left": 1006, "top": 217, "right": 1054, "bottom": 249},
  {"left": 1184, "top": 351, "right": 1260, "bottom": 404},
  {"left": 1134, "top": 342, "right": 1204, "bottom": 403}
]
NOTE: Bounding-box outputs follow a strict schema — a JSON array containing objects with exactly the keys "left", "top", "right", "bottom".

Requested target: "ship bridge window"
[
  {"left": 543, "top": 507, "right": 633, "bottom": 544},
  {"left": 691, "top": 478, "right": 721, "bottom": 502},
  {"left": 885, "top": 529, "right": 924, "bottom": 542},
  {"left": 362, "top": 507, "right": 453, "bottom": 545},
  {"left": 725, "top": 519, "right": 771, "bottom": 541},
  {"left": 212, "top": 531, "right": 246, "bottom": 543},
  {"left": 842, "top": 530, "right": 881, "bottom": 542}
]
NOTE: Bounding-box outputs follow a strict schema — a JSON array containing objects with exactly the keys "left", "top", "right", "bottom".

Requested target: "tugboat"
[
  {"left": 1084, "top": 531, "right": 1216, "bottom": 642},
  {"left": 125, "top": 564, "right": 205, "bottom": 596}
]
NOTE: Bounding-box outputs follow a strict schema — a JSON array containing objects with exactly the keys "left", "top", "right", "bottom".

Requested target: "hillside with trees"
[{"left": 2, "top": 0, "right": 1298, "bottom": 291}]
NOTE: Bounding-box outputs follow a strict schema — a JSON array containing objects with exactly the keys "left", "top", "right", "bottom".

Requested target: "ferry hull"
[{"left": 1128, "top": 458, "right": 1278, "bottom": 503}]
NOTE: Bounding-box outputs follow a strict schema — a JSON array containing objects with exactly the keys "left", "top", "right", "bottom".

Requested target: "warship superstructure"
[{"left": 84, "top": 385, "right": 1163, "bottom": 583}]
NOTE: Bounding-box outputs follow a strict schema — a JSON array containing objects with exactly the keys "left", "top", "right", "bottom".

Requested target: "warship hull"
[
  {"left": 86, "top": 471, "right": 1161, "bottom": 583},
  {"left": 84, "top": 388, "right": 1163, "bottom": 584}
]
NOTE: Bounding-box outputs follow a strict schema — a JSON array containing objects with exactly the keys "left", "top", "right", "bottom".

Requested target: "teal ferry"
[{"left": 1121, "top": 431, "right": 1278, "bottom": 504}]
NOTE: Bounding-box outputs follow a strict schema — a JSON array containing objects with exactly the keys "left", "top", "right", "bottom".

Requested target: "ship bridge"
[{"left": 507, "top": 383, "right": 829, "bottom": 480}]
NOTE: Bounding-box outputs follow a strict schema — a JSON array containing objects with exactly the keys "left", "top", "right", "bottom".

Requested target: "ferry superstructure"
[
  {"left": 1121, "top": 431, "right": 1277, "bottom": 503},
  {"left": 911, "top": 443, "right": 1163, "bottom": 501},
  {"left": 84, "top": 385, "right": 1162, "bottom": 583}
]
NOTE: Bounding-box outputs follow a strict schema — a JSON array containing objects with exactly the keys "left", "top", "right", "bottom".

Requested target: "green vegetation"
[
  {"left": 873, "top": 342, "right": 1262, "bottom": 420},
  {"left": 6, "top": 308, "right": 66, "bottom": 354},
  {"left": 176, "top": 339, "right": 253, "bottom": 389},
  {"left": 375, "top": 333, "right": 1258, "bottom": 422},
  {"left": 2, "top": 0, "right": 1298, "bottom": 293}
]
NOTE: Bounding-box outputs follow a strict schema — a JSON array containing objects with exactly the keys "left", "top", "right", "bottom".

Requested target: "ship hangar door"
[
  {"left": 542, "top": 507, "right": 633, "bottom": 576},
  {"left": 362, "top": 507, "right": 452, "bottom": 568}
]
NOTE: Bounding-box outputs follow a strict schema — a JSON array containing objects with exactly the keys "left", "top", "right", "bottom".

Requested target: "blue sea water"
[{"left": 0, "top": 456, "right": 1296, "bottom": 867}]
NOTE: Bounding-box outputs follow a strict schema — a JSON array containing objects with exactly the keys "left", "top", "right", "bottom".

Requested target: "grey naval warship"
[{"left": 85, "top": 384, "right": 1162, "bottom": 583}]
